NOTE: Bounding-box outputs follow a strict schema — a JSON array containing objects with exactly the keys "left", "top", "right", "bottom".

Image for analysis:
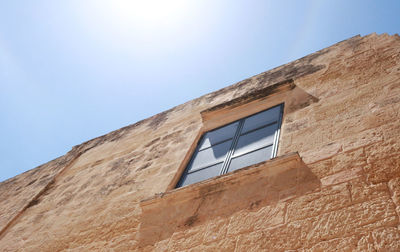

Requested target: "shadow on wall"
[{"left": 137, "top": 153, "right": 321, "bottom": 248}]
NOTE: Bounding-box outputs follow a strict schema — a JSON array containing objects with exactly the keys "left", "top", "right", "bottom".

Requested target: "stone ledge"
[
  {"left": 138, "top": 152, "right": 320, "bottom": 247},
  {"left": 199, "top": 80, "right": 319, "bottom": 132},
  {"left": 201, "top": 79, "right": 295, "bottom": 115}
]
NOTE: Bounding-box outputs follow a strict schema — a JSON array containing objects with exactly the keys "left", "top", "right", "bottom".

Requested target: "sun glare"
[
  {"left": 105, "top": 0, "right": 191, "bottom": 32},
  {"left": 77, "top": 0, "right": 202, "bottom": 56}
]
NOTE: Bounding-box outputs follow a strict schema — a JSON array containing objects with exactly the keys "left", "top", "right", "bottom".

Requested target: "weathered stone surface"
[
  {"left": 227, "top": 202, "right": 286, "bottom": 235},
  {"left": 286, "top": 183, "right": 351, "bottom": 222},
  {"left": 167, "top": 224, "right": 206, "bottom": 251},
  {"left": 320, "top": 166, "right": 364, "bottom": 187},
  {"left": 0, "top": 152, "right": 76, "bottom": 236},
  {"left": 293, "top": 196, "right": 398, "bottom": 247},
  {"left": 1, "top": 33, "right": 400, "bottom": 251},
  {"left": 188, "top": 238, "right": 236, "bottom": 252},
  {"left": 235, "top": 223, "right": 304, "bottom": 251},
  {"left": 388, "top": 177, "right": 400, "bottom": 218},
  {"left": 203, "top": 217, "right": 229, "bottom": 244},
  {"left": 299, "top": 236, "right": 359, "bottom": 252},
  {"left": 357, "top": 227, "right": 400, "bottom": 252},
  {"left": 364, "top": 140, "right": 400, "bottom": 184}
]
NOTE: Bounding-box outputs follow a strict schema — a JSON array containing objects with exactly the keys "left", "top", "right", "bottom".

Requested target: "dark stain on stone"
[
  {"left": 162, "top": 130, "right": 184, "bottom": 144},
  {"left": 99, "top": 183, "right": 119, "bottom": 196},
  {"left": 109, "top": 158, "right": 124, "bottom": 172},
  {"left": 254, "top": 64, "right": 325, "bottom": 90},
  {"left": 285, "top": 121, "right": 308, "bottom": 133},
  {"left": 136, "top": 162, "right": 152, "bottom": 171},
  {"left": 75, "top": 119, "right": 150, "bottom": 155},
  {"left": 203, "top": 79, "right": 295, "bottom": 114},
  {"left": 292, "top": 95, "right": 319, "bottom": 112},
  {"left": 120, "top": 179, "right": 136, "bottom": 187},
  {"left": 40, "top": 174, "right": 50, "bottom": 180},
  {"left": 26, "top": 198, "right": 40, "bottom": 209},
  {"left": 199, "top": 182, "right": 224, "bottom": 196},
  {"left": 62, "top": 174, "right": 75, "bottom": 184},
  {"left": 144, "top": 137, "right": 161, "bottom": 148},
  {"left": 41, "top": 180, "right": 56, "bottom": 197},
  {"left": 127, "top": 156, "right": 142, "bottom": 166},
  {"left": 32, "top": 213, "right": 44, "bottom": 224},
  {"left": 38, "top": 177, "right": 52, "bottom": 186},
  {"left": 26, "top": 179, "right": 37, "bottom": 186},
  {"left": 249, "top": 200, "right": 262, "bottom": 210},
  {"left": 80, "top": 180, "right": 91, "bottom": 191},
  {"left": 341, "top": 35, "right": 363, "bottom": 52},
  {"left": 0, "top": 177, "right": 18, "bottom": 190},
  {"left": 184, "top": 215, "right": 198, "bottom": 227},
  {"left": 107, "top": 158, "right": 131, "bottom": 177},
  {"left": 92, "top": 159, "right": 105, "bottom": 167},
  {"left": 145, "top": 147, "right": 168, "bottom": 162},
  {"left": 149, "top": 145, "right": 160, "bottom": 153},
  {"left": 76, "top": 107, "right": 173, "bottom": 152},
  {"left": 147, "top": 110, "right": 169, "bottom": 130},
  {"left": 56, "top": 191, "right": 75, "bottom": 207},
  {"left": 162, "top": 131, "right": 182, "bottom": 141}
]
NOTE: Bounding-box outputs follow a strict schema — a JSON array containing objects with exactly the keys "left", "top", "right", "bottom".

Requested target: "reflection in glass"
[
  {"left": 228, "top": 145, "right": 273, "bottom": 172},
  {"left": 188, "top": 140, "right": 232, "bottom": 171},
  {"left": 241, "top": 105, "right": 280, "bottom": 133},
  {"left": 199, "top": 122, "right": 239, "bottom": 150},
  {"left": 233, "top": 123, "right": 277, "bottom": 157},
  {"left": 179, "top": 163, "right": 223, "bottom": 187}
]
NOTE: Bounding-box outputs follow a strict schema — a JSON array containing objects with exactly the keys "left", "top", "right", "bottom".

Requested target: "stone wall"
[{"left": 0, "top": 33, "right": 399, "bottom": 251}]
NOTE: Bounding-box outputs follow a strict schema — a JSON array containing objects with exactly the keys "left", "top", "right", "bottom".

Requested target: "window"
[{"left": 176, "top": 104, "right": 284, "bottom": 188}]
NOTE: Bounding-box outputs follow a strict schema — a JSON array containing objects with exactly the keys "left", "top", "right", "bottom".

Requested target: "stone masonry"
[{"left": 0, "top": 33, "right": 400, "bottom": 251}]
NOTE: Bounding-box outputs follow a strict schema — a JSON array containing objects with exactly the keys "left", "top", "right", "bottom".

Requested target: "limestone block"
[
  {"left": 292, "top": 196, "right": 397, "bottom": 247},
  {"left": 301, "top": 142, "right": 342, "bottom": 164},
  {"left": 235, "top": 223, "right": 303, "bottom": 251},
  {"left": 349, "top": 180, "right": 390, "bottom": 204},
  {"left": 226, "top": 202, "right": 286, "bottom": 235},
  {"left": 340, "top": 127, "right": 384, "bottom": 153},
  {"left": 320, "top": 167, "right": 364, "bottom": 187},
  {"left": 286, "top": 183, "right": 351, "bottom": 222}
]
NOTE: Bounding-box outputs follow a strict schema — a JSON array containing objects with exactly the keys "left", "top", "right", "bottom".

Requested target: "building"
[{"left": 0, "top": 33, "right": 399, "bottom": 251}]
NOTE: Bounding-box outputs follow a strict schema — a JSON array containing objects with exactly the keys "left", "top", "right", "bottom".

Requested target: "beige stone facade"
[{"left": 1, "top": 33, "right": 400, "bottom": 251}]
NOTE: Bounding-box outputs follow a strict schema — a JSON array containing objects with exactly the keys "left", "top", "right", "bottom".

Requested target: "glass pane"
[
  {"left": 199, "top": 122, "right": 239, "bottom": 150},
  {"left": 179, "top": 163, "right": 223, "bottom": 187},
  {"left": 233, "top": 123, "right": 277, "bottom": 157},
  {"left": 227, "top": 146, "right": 273, "bottom": 173},
  {"left": 188, "top": 140, "right": 232, "bottom": 171},
  {"left": 241, "top": 105, "right": 281, "bottom": 133}
]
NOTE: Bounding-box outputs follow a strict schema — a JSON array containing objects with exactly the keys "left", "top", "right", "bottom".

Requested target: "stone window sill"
[{"left": 138, "top": 152, "right": 319, "bottom": 245}]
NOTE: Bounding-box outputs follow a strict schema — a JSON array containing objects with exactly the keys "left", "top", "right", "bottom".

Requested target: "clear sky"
[{"left": 1, "top": 0, "right": 399, "bottom": 182}]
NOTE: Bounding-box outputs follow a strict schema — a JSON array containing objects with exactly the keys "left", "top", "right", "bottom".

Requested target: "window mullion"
[{"left": 220, "top": 120, "right": 244, "bottom": 175}]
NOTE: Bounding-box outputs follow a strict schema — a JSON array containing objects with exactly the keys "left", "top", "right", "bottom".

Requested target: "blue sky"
[{"left": 1, "top": 0, "right": 399, "bottom": 182}]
